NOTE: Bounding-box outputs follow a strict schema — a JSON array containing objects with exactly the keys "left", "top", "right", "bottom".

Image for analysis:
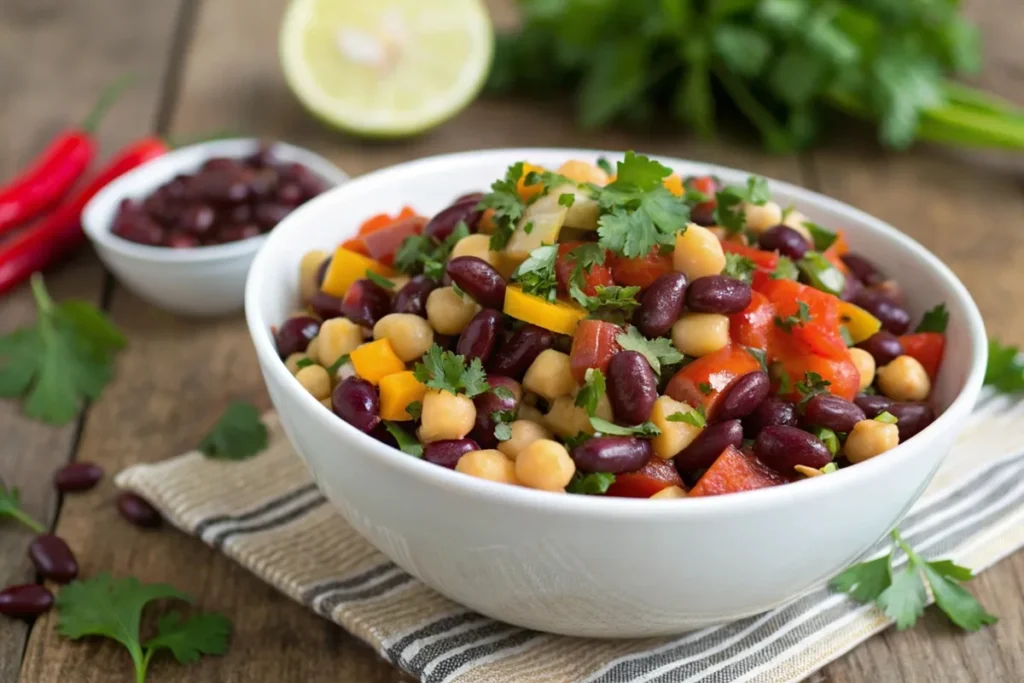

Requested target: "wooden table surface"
[{"left": 2, "top": 1, "right": 1024, "bottom": 681}]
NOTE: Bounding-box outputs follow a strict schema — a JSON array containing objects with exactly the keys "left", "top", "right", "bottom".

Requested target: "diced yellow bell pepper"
[
  {"left": 379, "top": 371, "right": 428, "bottom": 421},
  {"left": 516, "top": 162, "right": 546, "bottom": 202},
  {"left": 838, "top": 301, "right": 882, "bottom": 344},
  {"left": 320, "top": 247, "right": 396, "bottom": 298},
  {"left": 503, "top": 286, "right": 585, "bottom": 336},
  {"left": 663, "top": 174, "right": 684, "bottom": 197},
  {"left": 350, "top": 339, "right": 406, "bottom": 385}
]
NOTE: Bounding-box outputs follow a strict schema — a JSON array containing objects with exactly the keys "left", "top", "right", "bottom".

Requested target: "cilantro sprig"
[
  {"left": 383, "top": 422, "right": 424, "bottom": 457},
  {"left": 56, "top": 573, "right": 232, "bottom": 683},
  {"left": 667, "top": 406, "right": 706, "bottom": 428},
  {"left": 796, "top": 371, "right": 831, "bottom": 406},
  {"left": 413, "top": 345, "right": 490, "bottom": 397},
  {"left": 0, "top": 274, "right": 126, "bottom": 424},
  {"left": 985, "top": 339, "right": 1024, "bottom": 393},
  {"left": 566, "top": 243, "right": 607, "bottom": 289},
  {"left": 198, "top": 401, "right": 269, "bottom": 461},
  {"left": 589, "top": 416, "right": 661, "bottom": 438},
  {"left": 916, "top": 303, "right": 949, "bottom": 333},
  {"left": 832, "top": 529, "right": 997, "bottom": 631},
  {"left": 478, "top": 162, "right": 528, "bottom": 251},
  {"left": 713, "top": 176, "right": 770, "bottom": 236},
  {"left": 511, "top": 245, "right": 559, "bottom": 301},
  {"left": 0, "top": 481, "right": 45, "bottom": 533},
  {"left": 570, "top": 285, "right": 642, "bottom": 323},
  {"left": 566, "top": 471, "right": 616, "bottom": 495},
  {"left": 722, "top": 253, "right": 757, "bottom": 284},
  {"left": 774, "top": 301, "right": 813, "bottom": 332},
  {"left": 616, "top": 326, "right": 684, "bottom": 375},
  {"left": 574, "top": 368, "right": 606, "bottom": 417},
  {"left": 394, "top": 222, "right": 470, "bottom": 279}
]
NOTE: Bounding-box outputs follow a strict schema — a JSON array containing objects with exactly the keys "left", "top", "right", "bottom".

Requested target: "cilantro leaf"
[
  {"left": 774, "top": 301, "right": 813, "bottom": 332},
  {"left": 511, "top": 245, "right": 559, "bottom": 301},
  {"left": 713, "top": 176, "right": 771, "bottom": 236},
  {"left": 365, "top": 270, "right": 395, "bottom": 290},
  {"left": 480, "top": 162, "right": 527, "bottom": 251},
  {"left": 575, "top": 368, "right": 606, "bottom": 417},
  {"left": 922, "top": 565, "right": 998, "bottom": 631},
  {"left": 0, "top": 275, "right": 126, "bottom": 424},
  {"left": 0, "top": 482, "right": 45, "bottom": 533},
  {"left": 831, "top": 555, "right": 892, "bottom": 603},
  {"left": 589, "top": 416, "right": 661, "bottom": 437},
  {"left": 985, "top": 339, "right": 1024, "bottom": 393},
  {"left": 803, "top": 222, "right": 838, "bottom": 251},
  {"left": 383, "top": 421, "right": 424, "bottom": 457},
  {"left": 491, "top": 386, "right": 516, "bottom": 402},
  {"left": 570, "top": 285, "right": 642, "bottom": 322},
  {"left": 746, "top": 347, "right": 768, "bottom": 371},
  {"left": 393, "top": 222, "right": 470, "bottom": 278},
  {"left": 558, "top": 192, "right": 575, "bottom": 207},
  {"left": 566, "top": 243, "right": 607, "bottom": 289},
  {"left": 722, "top": 253, "right": 757, "bottom": 284},
  {"left": 595, "top": 157, "right": 613, "bottom": 175},
  {"left": 667, "top": 407, "right": 705, "bottom": 427},
  {"left": 877, "top": 565, "right": 928, "bottom": 630},
  {"left": 566, "top": 471, "right": 616, "bottom": 495},
  {"left": 198, "top": 402, "right": 268, "bottom": 461},
  {"left": 796, "top": 371, "right": 831, "bottom": 405},
  {"left": 405, "top": 400, "right": 422, "bottom": 420},
  {"left": 613, "top": 151, "right": 673, "bottom": 189},
  {"left": 915, "top": 303, "right": 949, "bottom": 333},
  {"left": 616, "top": 326, "right": 684, "bottom": 375},
  {"left": 413, "top": 345, "right": 490, "bottom": 397},
  {"left": 494, "top": 421, "right": 513, "bottom": 442},
  {"left": 57, "top": 573, "right": 230, "bottom": 683},
  {"left": 771, "top": 256, "right": 800, "bottom": 280}
]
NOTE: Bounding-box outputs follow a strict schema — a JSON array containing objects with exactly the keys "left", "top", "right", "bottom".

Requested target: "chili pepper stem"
[{"left": 81, "top": 74, "right": 136, "bottom": 134}]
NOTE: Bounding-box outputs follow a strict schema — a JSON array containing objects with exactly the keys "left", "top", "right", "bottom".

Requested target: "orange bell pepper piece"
[{"left": 689, "top": 446, "right": 786, "bottom": 497}]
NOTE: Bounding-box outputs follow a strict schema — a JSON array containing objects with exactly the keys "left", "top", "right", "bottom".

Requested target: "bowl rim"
[
  {"left": 82, "top": 137, "right": 348, "bottom": 265},
  {"left": 245, "top": 147, "right": 988, "bottom": 519}
]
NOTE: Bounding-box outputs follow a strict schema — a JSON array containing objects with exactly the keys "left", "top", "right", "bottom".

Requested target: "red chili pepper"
[
  {"left": 0, "top": 78, "right": 131, "bottom": 237},
  {"left": 0, "top": 137, "right": 169, "bottom": 295}
]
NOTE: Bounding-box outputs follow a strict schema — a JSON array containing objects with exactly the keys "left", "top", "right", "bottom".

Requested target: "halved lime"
[{"left": 280, "top": 0, "right": 493, "bottom": 137}]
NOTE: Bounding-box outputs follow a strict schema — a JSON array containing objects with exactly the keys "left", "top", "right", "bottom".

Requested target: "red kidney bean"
[
  {"left": 178, "top": 204, "right": 216, "bottom": 234},
  {"left": 714, "top": 371, "right": 770, "bottom": 422},
  {"left": 856, "top": 331, "right": 905, "bottom": 366},
  {"left": 743, "top": 396, "right": 799, "bottom": 438},
  {"left": 454, "top": 191, "right": 484, "bottom": 206},
  {"left": 393, "top": 275, "right": 439, "bottom": 317},
  {"left": 0, "top": 584, "right": 54, "bottom": 619},
  {"left": 199, "top": 168, "right": 250, "bottom": 204},
  {"left": 868, "top": 279, "right": 903, "bottom": 303},
  {"left": 278, "top": 184, "right": 304, "bottom": 206},
  {"left": 804, "top": 394, "right": 866, "bottom": 433},
  {"left": 53, "top": 462, "right": 103, "bottom": 493},
  {"left": 758, "top": 225, "right": 809, "bottom": 260},
  {"left": 166, "top": 234, "right": 199, "bottom": 249},
  {"left": 841, "top": 253, "right": 885, "bottom": 286},
  {"left": 340, "top": 279, "right": 391, "bottom": 328},
  {"left": 685, "top": 275, "right": 752, "bottom": 315},
  {"left": 216, "top": 223, "right": 261, "bottom": 244},
  {"left": 675, "top": 420, "right": 744, "bottom": 470},
  {"left": 754, "top": 426, "right": 831, "bottom": 471},
  {"left": 309, "top": 291, "right": 345, "bottom": 320},
  {"left": 634, "top": 273, "right": 687, "bottom": 337},
  {"left": 488, "top": 324, "right": 554, "bottom": 379},
  {"left": 572, "top": 436, "right": 652, "bottom": 474},
  {"left": 332, "top": 378, "right": 381, "bottom": 433},
  {"left": 606, "top": 351, "right": 658, "bottom": 425},
  {"left": 457, "top": 309, "right": 503, "bottom": 363},
  {"left": 424, "top": 439, "right": 480, "bottom": 469},
  {"left": 275, "top": 315, "right": 320, "bottom": 358},
  {"left": 471, "top": 376, "right": 521, "bottom": 448},
  {"left": 446, "top": 257, "right": 506, "bottom": 309},
  {"left": 690, "top": 204, "right": 715, "bottom": 226},
  {"left": 888, "top": 401, "right": 936, "bottom": 440},
  {"left": 28, "top": 535, "right": 78, "bottom": 584},
  {"left": 117, "top": 493, "right": 162, "bottom": 528},
  {"left": 854, "top": 289, "right": 910, "bottom": 335},
  {"left": 854, "top": 394, "right": 893, "bottom": 418},
  {"left": 839, "top": 269, "right": 862, "bottom": 302},
  {"left": 424, "top": 199, "right": 482, "bottom": 240},
  {"left": 254, "top": 203, "right": 293, "bottom": 230}
]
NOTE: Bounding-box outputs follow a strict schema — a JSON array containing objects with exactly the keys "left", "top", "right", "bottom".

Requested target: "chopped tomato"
[
  {"left": 759, "top": 278, "right": 847, "bottom": 360},
  {"left": 606, "top": 456, "right": 684, "bottom": 498},
  {"left": 899, "top": 332, "right": 945, "bottom": 380},
  {"left": 554, "top": 241, "right": 614, "bottom": 296},
  {"left": 343, "top": 207, "right": 421, "bottom": 257},
  {"left": 611, "top": 247, "right": 673, "bottom": 289},
  {"left": 569, "top": 319, "right": 622, "bottom": 384},
  {"left": 689, "top": 446, "right": 786, "bottom": 497},
  {"left": 665, "top": 346, "right": 761, "bottom": 419},
  {"left": 770, "top": 342, "right": 860, "bottom": 401},
  {"left": 729, "top": 291, "right": 775, "bottom": 351},
  {"left": 362, "top": 216, "right": 427, "bottom": 266}
]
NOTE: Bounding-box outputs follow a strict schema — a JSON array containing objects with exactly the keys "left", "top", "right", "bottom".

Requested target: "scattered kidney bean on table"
[{"left": 275, "top": 152, "right": 948, "bottom": 498}]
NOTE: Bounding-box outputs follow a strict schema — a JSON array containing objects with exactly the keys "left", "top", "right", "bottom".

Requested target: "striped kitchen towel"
[{"left": 116, "top": 390, "right": 1024, "bottom": 683}]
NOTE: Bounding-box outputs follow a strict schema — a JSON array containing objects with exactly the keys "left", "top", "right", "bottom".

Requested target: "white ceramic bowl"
[
  {"left": 83, "top": 138, "right": 347, "bottom": 316},
  {"left": 245, "top": 149, "right": 987, "bottom": 637}
]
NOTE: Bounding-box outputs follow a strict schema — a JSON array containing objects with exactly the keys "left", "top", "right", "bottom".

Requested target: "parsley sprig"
[
  {"left": 511, "top": 245, "right": 559, "bottom": 301},
  {"left": 566, "top": 243, "right": 607, "bottom": 289},
  {"left": 570, "top": 285, "right": 642, "bottom": 323},
  {"left": 616, "top": 326, "right": 684, "bottom": 375},
  {"left": 574, "top": 369, "right": 606, "bottom": 417},
  {"left": 0, "top": 481, "right": 45, "bottom": 533},
  {"left": 774, "top": 301, "right": 814, "bottom": 332},
  {"left": 383, "top": 422, "right": 424, "bottom": 457},
  {"left": 478, "top": 162, "right": 528, "bottom": 251},
  {"left": 916, "top": 303, "right": 949, "bottom": 333},
  {"left": 413, "top": 345, "right": 490, "bottom": 397},
  {"left": 832, "top": 529, "right": 997, "bottom": 631},
  {"left": 566, "top": 471, "right": 616, "bottom": 495},
  {"left": 667, "top": 406, "right": 706, "bottom": 428},
  {"left": 722, "top": 253, "right": 757, "bottom": 284},
  {"left": 589, "top": 416, "right": 661, "bottom": 438},
  {"left": 198, "top": 401, "right": 268, "bottom": 461},
  {"left": 394, "top": 222, "right": 470, "bottom": 279},
  {"left": 796, "top": 371, "right": 831, "bottom": 406},
  {"left": 713, "top": 176, "right": 771, "bottom": 236}
]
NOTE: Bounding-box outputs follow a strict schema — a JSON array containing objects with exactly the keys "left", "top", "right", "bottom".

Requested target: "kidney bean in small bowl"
[{"left": 83, "top": 138, "right": 347, "bottom": 316}]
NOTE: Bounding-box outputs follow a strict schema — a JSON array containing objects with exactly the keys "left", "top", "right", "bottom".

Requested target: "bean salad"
[{"left": 275, "top": 153, "right": 948, "bottom": 498}]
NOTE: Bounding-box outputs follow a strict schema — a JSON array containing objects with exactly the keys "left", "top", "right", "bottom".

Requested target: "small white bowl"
[
  {"left": 83, "top": 138, "right": 347, "bottom": 316},
  {"left": 246, "top": 149, "right": 987, "bottom": 637}
]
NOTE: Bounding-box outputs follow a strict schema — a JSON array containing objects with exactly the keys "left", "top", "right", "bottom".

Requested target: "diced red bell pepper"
[
  {"left": 899, "top": 332, "right": 945, "bottom": 380},
  {"left": 760, "top": 278, "right": 847, "bottom": 360},
  {"left": 689, "top": 446, "right": 786, "bottom": 497},
  {"left": 361, "top": 215, "right": 427, "bottom": 266},
  {"left": 770, "top": 341, "right": 861, "bottom": 401},
  {"left": 611, "top": 247, "right": 674, "bottom": 289},
  {"left": 606, "top": 456, "right": 684, "bottom": 498},
  {"left": 665, "top": 346, "right": 762, "bottom": 419},
  {"left": 554, "top": 241, "right": 614, "bottom": 296},
  {"left": 721, "top": 241, "right": 779, "bottom": 291},
  {"left": 342, "top": 206, "right": 421, "bottom": 257},
  {"left": 569, "top": 319, "right": 622, "bottom": 384},
  {"left": 729, "top": 290, "right": 775, "bottom": 351}
]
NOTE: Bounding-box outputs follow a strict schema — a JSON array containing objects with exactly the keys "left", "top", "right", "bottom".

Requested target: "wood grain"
[{"left": 0, "top": 0, "right": 185, "bottom": 679}]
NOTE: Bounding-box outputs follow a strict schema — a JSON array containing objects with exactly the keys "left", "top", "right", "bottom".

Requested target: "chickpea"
[
  {"left": 319, "top": 397, "right": 333, "bottom": 411},
  {"left": 450, "top": 234, "right": 500, "bottom": 268},
  {"left": 877, "top": 355, "right": 931, "bottom": 402},
  {"left": 781, "top": 210, "right": 814, "bottom": 243},
  {"left": 650, "top": 396, "right": 702, "bottom": 459},
  {"left": 848, "top": 347, "right": 877, "bottom": 391},
  {"left": 456, "top": 449, "right": 518, "bottom": 485},
  {"left": 515, "top": 439, "right": 576, "bottom": 492},
  {"left": 743, "top": 201, "right": 783, "bottom": 234},
  {"left": 426, "top": 286, "right": 481, "bottom": 335},
  {"left": 557, "top": 160, "right": 610, "bottom": 186},
  {"left": 299, "top": 249, "right": 328, "bottom": 303},
  {"left": 543, "top": 393, "right": 612, "bottom": 438},
  {"left": 418, "top": 389, "right": 476, "bottom": 443},
  {"left": 318, "top": 318, "right": 364, "bottom": 368},
  {"left": 498, "top": 420, "right": 552, "bottom": 461},
  {"left": 306, "top": 336, "right": 321, "bottom": 364},
  {"left": 522, "top": 350, "right": 575, "bottom": 401},
  {"left": 672, "top": 313, "right": 730, "bottom": 357},
  {"left": 844, "top": 419, "right": 899, "bottom": 463},
  {"left": 650, "top": 485, "right": 687, "bottom": 499},
  {"left": 517, "top": 403, "right": 545, "bottom": 424},
  {"left": 373, "top": 314, "right": 435, "bottom": 362},
  {"left": 295, "top": 364, "right": 332, "bottom": 400},
  {"left": 673, "top": 224, "right": 726, "bottom": 280},
  {"left": 285, "top": 353, "right": 310, "bottom": 375}
]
